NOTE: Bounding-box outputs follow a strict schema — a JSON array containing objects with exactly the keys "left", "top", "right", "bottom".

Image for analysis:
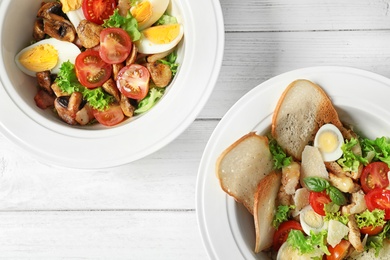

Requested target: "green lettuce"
[
  {"left": 55, "top": 61, "right": 114, "bottom": 111},
  {"left": 366, "top": 221, "right": 390, "bottom": 256},
  {"left": 103, "top": 9, "right": 141, "bottom": 41},
  {"left": 337, "top": 138, "right": 368, "bottom": 172},
  {"left": 134, "top": 88, "right": 165, "bottom": 114},
  {"left": 324, "top": 203, "right": 349, "bottom": 225},
  {"left": 355, "top": 209, "right": 386, "bottom": 229},
  {"left": 155, "top": 14, "right": 178, "bottom": 26},
  {"left": 360, "top": 136, "right": 390, "bottom": 167},
  {"left": 287, "top": 230, "right": 330, "bottom": 256},
  {"left": 268, "top": 136, "right": 292, "bottom": 169},
  {"left": 158, "top": 51, "right": 179, "bottom": 76},
  {"left": 272, "top": 205, "right": 295, "bottom": 228}
]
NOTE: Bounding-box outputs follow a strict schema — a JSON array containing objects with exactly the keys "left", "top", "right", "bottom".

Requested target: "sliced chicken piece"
[
  {"left": 277, "top": 185, "right": 293, "bottom": 206},
  {"left": 342, "top": 190, "right": 367, "bottom": 215},
  {"left": 329, "top": 172, "right": 360, "bottom": 193},
  {"left": 326, "top": 161, "right": 363, "bottom": 181},
  {"left": 281, "top": 161, "right": 300, "bottom": 195},
  {"left": 292, "top": 187, "right": 310, "bottom": 217},
  {"left": 347, "top": 215, "right": 364, "bottom": 253}
]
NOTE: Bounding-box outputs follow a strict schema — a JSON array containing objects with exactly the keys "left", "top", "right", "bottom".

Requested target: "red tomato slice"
[
  {"left": 360, "top": 225, "right": 384, "bottom": 236},
  {"left": 272, "top": 220, "right": 303, "bottom": 251},
  {"left": 100, "top": 28, "right": 132, "bottom": 64},
  {"left": 365, "top": 188, "right": 390, "bottom": 220},
  {"left": 93, "top": 104, "right": 124, "bottom": 126},
  {"left": 309, "top": 191, "right": 331, "bottom": 216},
  {"left": 116, "top": 64, "right": 150, "bottom": 100},
  {"left": 361, "top": 162, "right": 390, "bottom": 194},
  {"left": 82, "top": 0, "right": 117, "bottom": 25},
  {"left": 327, "top": 240, "right": 350, "bottom": 260},
  {"left": 75, "top": 50, "right": 112, "bottom": 89}
]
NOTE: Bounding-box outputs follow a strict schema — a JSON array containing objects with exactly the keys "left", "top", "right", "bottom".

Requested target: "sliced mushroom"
[
  {"left": 112, "top": 63, "right": 125, "bottom": 81},
  {"left": 54, "top": 92, "right": 83, "bottom": 125},
  {"left": 34, "top": 89, "right": 55, "bottom": 109},
  {"left": 76, "top": 19, "right": 103, "bottom": 48},
  {"left": 126, "top": 45, "right": 138, "bottom": 66},
  {"left": 37, "top": 2, "right": 76, "bottom": 42},
  {"left": 102, "top": 78, "right": 120, "bottom": 102},
  {"left": 120, "top": 94, "right": 135, "bottom": 117},
  {"left": 33, "top": 18, "right": 46, "bottom": 41},
  {"left": 146, "top": 49, "right": 174, "bottom": 63},
  {"left": 145, "top": 62, "right": 172, "bottom": 88},
  {"left": 75, "top": 103, "right": 95, "bottom": 126},
  {"left": 36, "top": 71, "right": 53, "bottom": 94}
]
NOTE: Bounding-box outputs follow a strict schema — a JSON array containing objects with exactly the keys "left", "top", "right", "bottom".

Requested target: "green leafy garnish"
[
  {"left": 355, "top": 209, "right": 386, "bottom": 229},
  {"left": 134, "top": 88, "right": 165, "bottom": 114},
  {"left": 287, "top": 230, "right": 330, "bottom": 256},
  {"left": 103, "top": 9, "right": 141, "bottom": 41},
  {"left": 268, "top": 136, "right": 292, "bottom": 169},
  {"left": 158, "top": 52, "right": 179, "bottom": 76},
  {"left": 154, "top": 14, "right": 178, "bottom": 26},
  {"left": 337, "top": 138, "right": 368, "bottom": 172},
  {"left": 55, "top": 61, "right": 114, "bottom": 111},
  {"left": 303, "top": 177, "right": 347, "bottom": 206},
  {"left": 324, "top": 203, "right": 349, "bottom": 225},
  {"left": 360, "top": 136, "right": 390, "bottom": 167},
  {"left": 366, "top": 221, "right": 390, "bottom": 256},
  {"left": 272, "top": 205, "right": 295, "bottom": 228}
]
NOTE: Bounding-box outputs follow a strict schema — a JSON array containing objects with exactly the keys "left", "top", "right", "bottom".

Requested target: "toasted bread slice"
[
  {"left": 272, "top": 79, "right": 343, "bottom": 160},
  {"left": 254, "top": 171, "right": 281, "bottom": 253},
  {"left": 216, "top": 132, "right": 274, "bottom": 214}
]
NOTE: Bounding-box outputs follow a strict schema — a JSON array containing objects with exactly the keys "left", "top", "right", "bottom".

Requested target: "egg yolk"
[
  {"left": 18, "top": 44, "right": 58, "bottom": 73},
  {"left": 317, "top": 131, "right": 339, "bottom": 153},
  {"left": 143, "top": 24, "right": 180, "bottom": 44},
  {"left": 131, "top": 1, "right": 152, "bottom": 25},
  {"left": 60, "top": 0, "right": 82, "bottom": 13}
]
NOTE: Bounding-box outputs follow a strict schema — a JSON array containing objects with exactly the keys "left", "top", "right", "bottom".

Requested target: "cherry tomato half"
[
  {"left": 272, "top": 220, "right": 303, "bottom": 251},
  {"left": 116, "top": 64, "right": 150, "bottom": 100},
  {"left": 93, "top": 104, "right": 124, "bottom": 126},
  {"left": 82, "top": 0, "right": 117, "bottom": 25},
  {"left": 360, "top": 225, "right": 384, "bottom": 236},
  {"left": 309, "top": 191, "right": 331, "bottom": 216},
  {"left": 360, "top": 162, "right": 390, "bottom": 194},
  {"left": 75, "top": 50, "right": 112, "bottom": 89},
  {"left": 100, "top": 28, "right": 132, "bottom": 64},
  {"left": 327, "top": 240, "right": 350, "bottom": 260},
  {"left": 365, "top": 188, "right": 390, "bottom": 220}
]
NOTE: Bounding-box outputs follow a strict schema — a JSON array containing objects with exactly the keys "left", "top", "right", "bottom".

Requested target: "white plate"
[
  {"left": 196, "top": 66, "right": 390, "bottom": 260},
  {"left": 0, "top": 0, "right": 224, "bottom": 169}
]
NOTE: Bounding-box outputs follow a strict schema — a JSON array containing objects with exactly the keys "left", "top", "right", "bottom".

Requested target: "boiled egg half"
[
  {"left": 15, "top": 38, "right": 81, "bottom": 77},
  {"left": 131, "top": 0, "right": 170, "bottom": 31},
  {"left": 135, "top": 23, "right": 184, "bottom": 54},
  {"left": 277, "top": 242, "right": 324, "bottom": 260},
  {"left": 299, "top": 205, "right": 327, "bottom": 235},
  {"left": 314, "top": 123, "right": 344, "bottom": 162}
]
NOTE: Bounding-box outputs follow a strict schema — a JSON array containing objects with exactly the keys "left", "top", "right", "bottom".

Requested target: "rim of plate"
[
  {"left": 0, "top": 0, "right": 225, "bottom": 169},
  {"left": 196, "top": 66, "right": 390, "bottom": 260}
]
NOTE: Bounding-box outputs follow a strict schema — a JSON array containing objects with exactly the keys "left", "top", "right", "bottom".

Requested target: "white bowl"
[
  {"left": 0, "top": 0, "right": 224, "bottom": 169},
  {"left": 196, "top": 66, "right": 390, "bottom": 259}
]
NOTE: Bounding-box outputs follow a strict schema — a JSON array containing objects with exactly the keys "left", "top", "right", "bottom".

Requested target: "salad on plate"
[
  {"left": 15, "top": 0, "right": 184, "bottom": 126},
  {"left": 216, "top": 79, "right": 390, "bottom": 259}
]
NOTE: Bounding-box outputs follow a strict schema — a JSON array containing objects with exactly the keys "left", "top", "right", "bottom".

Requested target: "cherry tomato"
[
  {"left": 309, "top": 191, "right": 331, "bottom": 216},
  {"left": 272, "top": 220, "right": 303, "bottom": 251},
  {"left": 365, "top": 188, "right": 390, "bottom": 220},
  {"left": 82, "top": 0, "right": 116, "bottom": 25},
  {"left": 93, "top": 104, "right": 124, "bottom": 126},
  {"left": 360, "top": 225, "right": 384, "bottom": 236},
  {"left": 75, "top": 50, "right": 112, "bottom": 89},
  {"left": 327, "top": 240, "right": 350, "bottom": 260},
  {"left": 360, "top": 162, "right": 390, "bottom": 194},
  {"left": 100, "top": 28, "right": 132, "bottom": 64},
  {"left": 116, "top": 64, "right": 150, "bottom": 100}
]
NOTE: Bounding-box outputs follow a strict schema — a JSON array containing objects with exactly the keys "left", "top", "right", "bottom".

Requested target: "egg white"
[
  {"left": 135, "top": 24, "right": 184, "bottom": 54},
  {"left": 15, "top": 38, "right": 81, "bottom": 77},
  {"left": 299, "top": 205, "right": 328, "bottom": 235},
  {"left": 314, "top": 123, "right": 344, "bottom": 162},
  {"left": 133, "top": 0, "right": 170, "bottom": 31},
  {"left": 66, "top": 8, "right": 86, "bottom": 29}
]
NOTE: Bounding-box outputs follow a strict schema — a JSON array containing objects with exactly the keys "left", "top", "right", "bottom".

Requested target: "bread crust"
[
  {"left": 216, "top": 132, "right": 274, "bottom": 214},
  {"left": 271, "top": 79, "right": 343, "bottom": 160}
]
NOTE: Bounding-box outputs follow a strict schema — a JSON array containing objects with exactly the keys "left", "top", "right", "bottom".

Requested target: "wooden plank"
[
  {"left": 0, "top": 210, "right": 208, "bottom": 259},
  {"left": 0, "top": 120, "right": 219, "bottom": 211},
  {"left": 221, "top": 0, "right": 390, "bottom": 31},
  {"left": 199, "top": 30, "right": 390, "bottom": 118}
]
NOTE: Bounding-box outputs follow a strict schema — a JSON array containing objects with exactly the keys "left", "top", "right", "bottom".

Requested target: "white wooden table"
[{"left": 1, "top": 0, "right": 390, "bottom": 259}]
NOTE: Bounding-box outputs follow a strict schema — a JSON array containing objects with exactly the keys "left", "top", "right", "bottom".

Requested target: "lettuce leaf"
[
  {"left": 324, "top": 203, "right": 349, "bottom": 225},
  {"left": 55, "top": 61, "right": 114, "bottom": 111},
  {"left": 287, "top": 230, "right": 330, "bottom": 256},
  {"left": 272, "top": 205, "right": 295, "bottom": 228},
  {"left": 268, "top": 136, "right": 292, "bottom": 169},
  {"left": 134, "top": 88, "right": 165, "bottom": 114},
  {"left": 360, "top": 136, "right": 390, "bottom": 167},
  {"left": 158, "top": 51, "right": 179, "bottom": 76},
  {"left": 337, "top": 138, "right": 368, "bottom": 172},
  {"left": 103, "top": 9, "right": 141, "bottom": 41},
  {"left": 355, "top": 209, "right": 386, "bottom": 229},
  {"left": 155, "top": 14, "right": 178, "bottom": 26},
  {"left": 366, "top": 221, "right": 390, "bottom": 256}
]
